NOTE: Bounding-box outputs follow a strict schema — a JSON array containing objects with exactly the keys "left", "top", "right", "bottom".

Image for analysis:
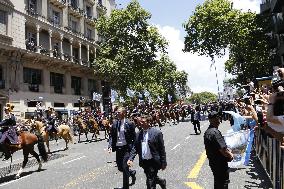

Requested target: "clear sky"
[{"left": 115, "top": 0, "right": 261, "bottom": 94}]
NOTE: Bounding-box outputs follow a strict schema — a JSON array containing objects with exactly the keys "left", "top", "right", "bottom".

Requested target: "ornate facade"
[{"left": 0, "top": 0, "right": 115, "bottom": 118}]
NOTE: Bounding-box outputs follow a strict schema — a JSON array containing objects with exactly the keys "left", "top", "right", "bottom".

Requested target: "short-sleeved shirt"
[{"left": 204, "top": 125, "right": 228, "bottom": 168}]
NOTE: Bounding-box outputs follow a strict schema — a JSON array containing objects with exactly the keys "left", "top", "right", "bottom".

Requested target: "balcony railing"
[
  {"left": 26, "top": 41, "right": 37, "bottom": 52},
  {"left": 48, "top": 17, "right": 61, "bottom": 28},
  {"left": 68, "top": 4, "right": 85, "bottom": 18},
  {"left": 85, "top": 15, "right": 97, "bottom": 26},
  {"left": 29, "top": 84, "right": 39, "bottom": 92},
  {"left": 54, "top": 85, "right": 63, "bottom": 94},
  {"left": 96, "top": 3, "right": 107, "bottom": 14}
]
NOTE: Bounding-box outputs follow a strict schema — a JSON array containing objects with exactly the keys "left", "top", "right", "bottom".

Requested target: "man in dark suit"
[
  {"left": 127, "top": 115, "right": 167, "bottom": 189},
  {"left": 108, "top": 107, "right": 136, "bottom": 189}
]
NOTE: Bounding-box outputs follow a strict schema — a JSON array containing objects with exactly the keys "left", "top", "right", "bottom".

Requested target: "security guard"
[{"left": 204, "top": 111, "right": 233, "bottom": 189}]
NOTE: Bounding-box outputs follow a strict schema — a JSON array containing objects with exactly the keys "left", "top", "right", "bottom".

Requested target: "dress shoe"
[
  {"left": 130, "top": 170, "right": 136, "bottom": 186},
  {"left": 159, "top": 179, "right": 166, "bottom": 189}
]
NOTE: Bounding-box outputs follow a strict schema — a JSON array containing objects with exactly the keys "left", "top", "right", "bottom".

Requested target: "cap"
[{"left": 208, "top": 111, "right": 219, "bottom": 119}]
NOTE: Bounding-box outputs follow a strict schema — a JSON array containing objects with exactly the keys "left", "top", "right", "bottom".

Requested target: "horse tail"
[{"left": 37, "top": 135, "right": 48, "bottom": 162}]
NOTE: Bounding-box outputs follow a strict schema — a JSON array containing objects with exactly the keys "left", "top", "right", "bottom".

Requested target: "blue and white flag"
[
  {"left": 223, "top": 111, "right": 246, "bottom": 132},
  {"left": 157, "top": 96, "right": 162, "bottom": 102},
  {"left": 144, "top": 90, "right": 150, "bottom": 97},
  {"left": 119, "top": 96, "right": 125, "bottom": 103},
  {"left": 138, "top": 92, "right": 143, "bottom": 99},
  {"left": 93, "top": 92, "right": 102, "bottom": 101},
  {"left": 111, "top": 89, "right": 118, "bottom": 103},
  {"left": 126, "top": 88, "right": 135, "bottom": 97},
  {"left": 167, "top": 94, "right": 172, "bottom": 102}
]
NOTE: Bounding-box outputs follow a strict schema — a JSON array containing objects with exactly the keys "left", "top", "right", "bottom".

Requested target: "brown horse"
[
  {"left": 31, "top": 121, "right": 73, "bottom": 153},
  {"left": 74, "top": 116, "right": 100, "bottom": 143},
  {"left": 1, "top": 131, "right": 48, "bottom": 179},
  {"left": 101, "top": 118, "right": 111, "bottom": 139}
]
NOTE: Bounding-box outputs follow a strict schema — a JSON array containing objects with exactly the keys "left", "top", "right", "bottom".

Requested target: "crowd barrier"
[{"left": 254, "top": 129, "right": 284, "bottom": 189}]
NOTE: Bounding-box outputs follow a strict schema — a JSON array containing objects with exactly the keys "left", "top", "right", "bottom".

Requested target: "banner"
[
  {"left": 168, "top": 94, "right": 172, "bottom": 102},
  {"left": 93, "top": 92, "right": 102, "bottom": 101},
  {"left": 111, "top": 89, "right": 118, "bottom": 103},
  {"left": 119, "top": 96, "right": 125, "bottom": 103}
]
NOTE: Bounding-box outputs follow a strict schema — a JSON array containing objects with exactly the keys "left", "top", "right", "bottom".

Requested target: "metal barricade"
[{"left": 255, "top": 129, "right": 284, "bottom": 189}]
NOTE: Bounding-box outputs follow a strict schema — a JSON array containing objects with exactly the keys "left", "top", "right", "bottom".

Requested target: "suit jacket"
[
  {"left": 108, "top": 119, "right": 136, "bottom": 152},
  {"left": 129, "top": 127, "right": 167, "bottom": 170}
]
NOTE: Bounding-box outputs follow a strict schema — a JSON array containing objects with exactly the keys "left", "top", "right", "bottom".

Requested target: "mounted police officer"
[
  {"left": 0, "top": 103, "right": 17, "bottom": 160},
  {"left": 34, "top": 102, "right": 44, "bottom": 121},
  {"left": 45, "top": 107, "right": 58, "bottom": 134}
]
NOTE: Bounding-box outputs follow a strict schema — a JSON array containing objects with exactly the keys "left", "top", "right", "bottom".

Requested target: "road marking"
[
  {"left": 187, "top": 151, "right": 207, "bottom": 179},
  {"left": 184, "top": 182, "right": 203, "bottom": 189},
  {"left": 185, "top": 136, "right": 190, "bottom": 140},
  {"left": 171, "top": 144, "right": 181, "bottom": 151},
  {"left": 0, "top": 175, "right": 31, "bottom": 187},
  {"left": 63, "top": 156, "right": 86, "bottom": 165}
]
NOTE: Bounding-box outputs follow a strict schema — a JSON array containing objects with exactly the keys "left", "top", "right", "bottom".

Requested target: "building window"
[
  {"left": 27, "top": 101, "right": 39, "bottom": 107},
  {"left": 53, "top": 11, "right": 60, "bottom": 27},
  {"left": 54, "top": 102, "right": 65, "bottom": 107},
  {"left": 29, "top": 0, "right": 37, "bottom": 13},
  {"left": 71, "top": 20, "right": 77, "bottom": 32},
  {"left": 0, "top": 10, "right": 6, "bottom": 35},
  {"left": 86, "top": 6, "right": 92, "bottom": 17},
  {"left": 98, "top": 0, "right": 102, "bottom": 5},
  {"left": 71, "top": 0, "right": 78, "bottom": 8},
  {"left": 23, "top": 67, "right": 42, "bottom": 84},
  {"left": 86, "top": 28, "right": 92, "bottom": 39},
  {"left": 50, "top": 72, "right": 64, "bottom": 94},
  {"left": 88, "top": 79, "right": 97, "bottom": 92},
  {"left": 71, "top": 76, "right": 81, "bottom": 95}
]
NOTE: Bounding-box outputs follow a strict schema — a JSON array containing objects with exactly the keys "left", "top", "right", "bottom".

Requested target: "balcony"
[
  {"left": 49, "top": 0, "right": 67, "bottom": 8},
  {"left": 64, "top": 26, "right": 85, "bottom": 38},
  {"left": 86, "top": 0, "right": 95, "bottom": 5},
  {"left": 0, "top": 80, "right": 5, "bottom": 89},
  {"left": 26, "top": 41, "right": 37, "bottom": 52},
  {"left": 85, "top": 15, "right": 97, "bottom": 27},
  {"left": 68, "top": 5, "right": 84, "bottom": 18},
  {"left": 53, "top": 85, "right": 63, "bottom": 94},
  {"left": 96, "top": 3, "right": 107, "bottom": 14},
  {"left": 260, "top": 1, "right": 271, "bottom": 13},
  {"left": 271, "top": 0, "right": 284, "bottom": 13},
  {"left": 47, "top": 17, "right": 61, "bottom": 28}
]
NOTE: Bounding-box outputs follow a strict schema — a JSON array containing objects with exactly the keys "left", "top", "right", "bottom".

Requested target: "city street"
[{"left": 0, "top": 119, "right": 272, "bottom": 189}]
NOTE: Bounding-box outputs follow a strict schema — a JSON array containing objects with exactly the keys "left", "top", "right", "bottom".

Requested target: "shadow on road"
[
  {"left": 244, "top": 152, "right": 273, "bottom": 189},
  {"left": 0, "top": 169, "right": 46, "bottom": 184}
]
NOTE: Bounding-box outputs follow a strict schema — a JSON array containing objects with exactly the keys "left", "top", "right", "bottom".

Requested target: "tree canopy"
[
  {"left": 187, "top": 92, "right": 217, "bottom": 104},
  {"left": 95, "top": 0, "right": 188, "bottom": 101},
  {"left": 183, "top": 0, "right": 274, "bottom": 84}
]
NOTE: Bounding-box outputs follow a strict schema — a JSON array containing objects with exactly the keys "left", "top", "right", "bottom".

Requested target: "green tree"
[
  {"left": 183, "top": 0, "right": 273, "bottom": 85},
  {"left": 95, "top": 0, "right": 167, "bottom": 94},
  {"left": 188, "top": 92, "right": 217, "bottom": 104}
]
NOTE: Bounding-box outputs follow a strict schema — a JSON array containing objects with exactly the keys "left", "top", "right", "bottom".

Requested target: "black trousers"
[
  {"left": 193, "top": 120, "right": 201, "bottom": 134},
  {"left": 210, "top": 165, "right": 230, "bottom": 189},
  {"left": 116, "top": 146, "right": 135, "bottom": 189},
  {"left": 142, "top": 159, "right": 164, "bottom": 189}
]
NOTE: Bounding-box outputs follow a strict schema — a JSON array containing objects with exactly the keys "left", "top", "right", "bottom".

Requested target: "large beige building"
[{"left": 0, "top": 0, "right": 115, "bottom": 119}]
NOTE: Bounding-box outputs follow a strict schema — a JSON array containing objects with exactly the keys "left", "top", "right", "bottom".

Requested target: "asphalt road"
[{"left": 0, "top": 119, "right": 273, "bottom": 189}]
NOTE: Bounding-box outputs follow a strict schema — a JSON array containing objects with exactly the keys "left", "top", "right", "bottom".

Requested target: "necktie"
[{"left": 117, "top": 120, "right": 121, "bottom": 132}]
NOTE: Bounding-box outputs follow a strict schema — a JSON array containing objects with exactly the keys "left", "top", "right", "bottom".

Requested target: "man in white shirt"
[
  {"left": 128, "top": 115, "right": 167, "bottom": 189},
  {"left": 108, "top": 107, "right": 136, "bottom": 189}
]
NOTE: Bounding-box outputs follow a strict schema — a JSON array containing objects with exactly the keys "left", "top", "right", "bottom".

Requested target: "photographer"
[{"left": 263, "top": 68, "right": 284, "bottom": 148}]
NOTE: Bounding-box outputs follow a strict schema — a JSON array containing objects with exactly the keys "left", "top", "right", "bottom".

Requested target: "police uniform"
[
  {"left": 0, "top": 104, "right": 18, "bottom": 160},
  {"left": 204, "top": 112, "right": 230, "bottom": 189}
]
